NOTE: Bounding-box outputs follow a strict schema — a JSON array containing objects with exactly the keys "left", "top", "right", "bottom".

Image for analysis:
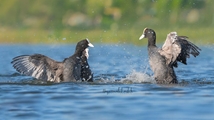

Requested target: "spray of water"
[{"left": 121, "top": 70, "right": 155, "bottom": 84}]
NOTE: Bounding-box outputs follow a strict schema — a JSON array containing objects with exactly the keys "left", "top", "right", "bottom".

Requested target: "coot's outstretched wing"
[
  {"left": 159, "top": 32, "right": 201, "bottom": 67},
  {"left": 11, "top": 54, "right": 63, "bottom": 82}
]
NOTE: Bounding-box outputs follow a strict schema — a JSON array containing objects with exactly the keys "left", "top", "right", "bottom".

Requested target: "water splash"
[{"left": 121, "top": 70, "right": 155, "bottom": 84}]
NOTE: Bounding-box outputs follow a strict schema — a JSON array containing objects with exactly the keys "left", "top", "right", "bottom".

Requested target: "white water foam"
[{"left": 121, "top": 70, "right": 156, "bottom": 84}]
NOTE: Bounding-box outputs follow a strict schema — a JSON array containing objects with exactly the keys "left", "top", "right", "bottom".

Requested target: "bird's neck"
[
  {"left": 148, "top": 36, "right": 156, "bottom": 47},
  {"left": 74, "top": 49, "right": 83, "bottom": 57}
]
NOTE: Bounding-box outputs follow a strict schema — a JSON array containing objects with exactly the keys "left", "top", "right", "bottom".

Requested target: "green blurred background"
[{"left": 0, "top": 0, "right": 213, "bottom": 45}]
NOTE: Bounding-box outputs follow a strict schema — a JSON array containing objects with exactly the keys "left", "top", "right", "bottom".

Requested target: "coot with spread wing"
[
  {"left": 139, "top": 28, "right": 201, "bottom": 84},
  {"left": 11, "top": 39, "right": 94, "bottom": 83}
]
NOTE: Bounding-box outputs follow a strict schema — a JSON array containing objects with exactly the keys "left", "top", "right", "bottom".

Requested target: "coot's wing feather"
[
  {"left": 11, "top": 54, "right": 63, "bottom": 82},
  {"left": 159, "top": 32, "right": 201, "bottom": 67},
  {"left": 174, "top": 36, "right": 201, "bottom": 65},
  {"left": 63, "top": 56, "right": 81, "bottom": 82}
]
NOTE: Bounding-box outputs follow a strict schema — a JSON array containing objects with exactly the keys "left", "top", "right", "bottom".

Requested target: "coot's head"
[
  {"left": 139, "top": 28, "right": 156, "bottom": 40},
  {"left": 76, "top": 38, "right": 94, "bottom": 51}
]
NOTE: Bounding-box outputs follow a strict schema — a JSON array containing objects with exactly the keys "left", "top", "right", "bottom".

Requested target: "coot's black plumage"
[
  {"left": 139, "top": 28, "right": 201, "bottom": 84},
  {"left": 81, "top": 48, "right": 93, "bottom": 82},
  {"left": 11, "top": 39, "right": 94, "bottom": 83}
]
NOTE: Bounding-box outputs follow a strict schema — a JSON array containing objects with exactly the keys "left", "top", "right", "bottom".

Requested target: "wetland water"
[{"left": 0, "top": 44, "right": 214, "bottom": 120}]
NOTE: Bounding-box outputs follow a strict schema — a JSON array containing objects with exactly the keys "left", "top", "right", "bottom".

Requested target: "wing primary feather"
[
  {"left": 11, "top": 54, "right": 63, "bottom": 82},
  {"left": 160, "top": 32, "right": 200, "bottom": 67}
]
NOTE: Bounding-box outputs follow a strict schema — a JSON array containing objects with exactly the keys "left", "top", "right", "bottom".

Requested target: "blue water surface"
[{"left": 0, "top": 44, "right": 214, "bottom": 120}]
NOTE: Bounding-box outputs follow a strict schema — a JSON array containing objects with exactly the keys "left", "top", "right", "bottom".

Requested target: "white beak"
[
  {"left": 86, "top": 38, "right": 94, "bottom": 47},
  {"left": 88, "top": 43, "right": 94, "bottom": 47},
  {"left": 139, "top": 34, "right": 145, "bottom": 40}
]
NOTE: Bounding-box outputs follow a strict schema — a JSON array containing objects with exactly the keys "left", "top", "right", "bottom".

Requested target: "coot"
[
  {"left": 139, "top": 28, "right": 201, "bottom": 84},
  {"left": 11, "top": 39, "right": 94, "bottom": 83}
]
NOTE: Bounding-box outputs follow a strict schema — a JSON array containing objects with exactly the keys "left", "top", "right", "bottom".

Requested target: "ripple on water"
[{"left": 1, "top": 45, "right": 214, "bottom": 120}]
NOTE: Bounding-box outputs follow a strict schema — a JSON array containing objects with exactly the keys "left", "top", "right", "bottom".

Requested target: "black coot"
[
  {"left": 11, "top": 39, "right": 94, "bottom": 83},
  {"left": 139, "top": 28, "right": 201, "bottom": 84}
]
